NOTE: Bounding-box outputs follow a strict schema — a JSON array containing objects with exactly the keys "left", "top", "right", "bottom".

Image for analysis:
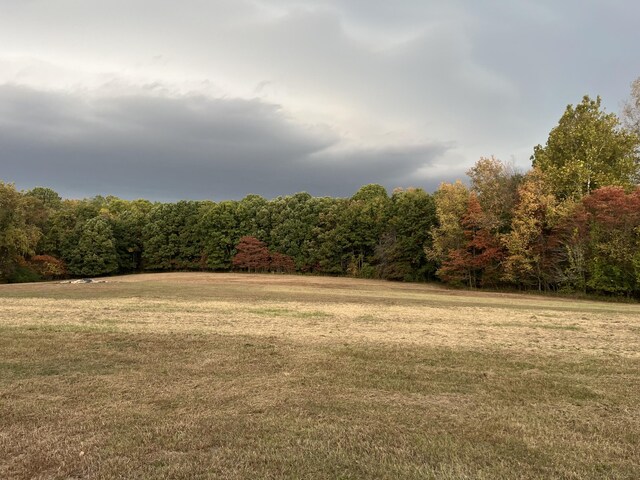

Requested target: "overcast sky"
[{"left": 1, "top": 0, "right": 638, "bottom": 201}]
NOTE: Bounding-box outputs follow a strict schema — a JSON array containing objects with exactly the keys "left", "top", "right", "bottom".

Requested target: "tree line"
[{"left": 1, "top": 85, "right": 640, "bottom": 297}]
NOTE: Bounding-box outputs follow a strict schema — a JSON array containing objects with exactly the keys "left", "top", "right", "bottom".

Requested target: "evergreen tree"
[
  {"left": 376, "top": 187, "right": 437, "bottom": 281},
  {"left": 68, "top": 217, "right": 118, "bottom": 276},
  {"left": 199, "top": 200, "right": 240, "bottom": 271}
]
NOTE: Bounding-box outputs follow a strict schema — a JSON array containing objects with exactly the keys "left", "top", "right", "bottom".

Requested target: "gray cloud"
[
  {"left": 1, "top": 1, "right": 639, "bottom": 199},
  {"left": 0, "top": 85, "right": 451, "bottom": 200}
]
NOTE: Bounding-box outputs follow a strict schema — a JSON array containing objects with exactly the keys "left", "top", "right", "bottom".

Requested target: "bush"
[
  {"left": 358, "top": 263, "right": 377, "bottom": 279},
  {"left": 29, "top": 255, "right": 67, "bottom": 280},
  {"left": 8, "top": 265, "right": 42, "bottom": 283}
]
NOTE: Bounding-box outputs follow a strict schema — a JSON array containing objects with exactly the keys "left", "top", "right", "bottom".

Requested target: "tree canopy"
[
  {"left": 3, "top": 86, "right": 640, "bottom": 297},
  {"left": 532, "top": 95, "right": 640, "bottom": 200}
]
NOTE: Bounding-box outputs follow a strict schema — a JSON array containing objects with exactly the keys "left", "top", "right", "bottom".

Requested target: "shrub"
[
  {"left": 8, "top": 265, "right": 42, "bottom": 283},
  {"left": 29, "top": 255, "right": 68, "bottom": 280}
]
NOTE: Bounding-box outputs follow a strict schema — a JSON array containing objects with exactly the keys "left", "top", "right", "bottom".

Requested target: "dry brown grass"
[{"left": 1, "top": 273, "right": 639, "bottom": 479}]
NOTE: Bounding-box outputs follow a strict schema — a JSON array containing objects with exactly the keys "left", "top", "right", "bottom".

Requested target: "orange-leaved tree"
[
  {"left": 437, "top": 193, "right": 504, "bottom": 288},
  {"left": 29, "top": 255, "right": 67, "bottom": 280}
]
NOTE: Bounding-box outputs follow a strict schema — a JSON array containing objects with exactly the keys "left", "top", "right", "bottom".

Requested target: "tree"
[
  {"left": 269, "top": 192, "right": 324, "bottom": 271},
  {"left": 38, "top": 200, "right": 91, "bottom": 262},
  {"left": 437, "top": 194, "right": 504, "bottom": 288},
  {"left": 199, "top": 200, "right": 240, "bottom": 271},
  {"left": 142, "top": 201, "right": 204, "bottom": 270},
  {"left": 68, "top": 217, "right": 118, "bottom": 277},
  {"left": 236, "top": 195, "right": 271, "bottom": 240},
  {"left": 309, "top": 185, "right": 390, "bottom": 277},
  {"left": 568, "top": 186, "right": 640, "bottom": 295},
  {"left": 308, "top": 198, "right": 350, "bottom": 274},
  {"left": 269, "top": 251, "right": 296, "bottom": 273},
  {"left": 532, "top": 95, "right": 640, "bottom": 200},
  {"left": 25, "top": 187, "right": 62, "bottom": 209},
  {"left": 342, "top": 184, "right": 391, "bottom": 277},
  {"left": 622, "top": 77, "right": 640, "bottom": 142},
  {"left": 466, "top": 156, "right": 521, "bottom": 233},
  {"left": 29, "top": 255, "right": 67, "bottom": 280},
  {"left": 0, "top": 182, "right": 41, "bottom": 281},
  {"left": 106, "top": 198, "right": 153, "bottom": 272},
  {"left": 232, "top": 236, "right": 270, "bottom": 272},
  {"left": 426, "top": 181, "right": 470, "bottom": 266},
  {"left": 141, "top": 204, "right": 179, "bottom": 270},
  {"left": 376, "top": 187, "right": 437, "bottom": 281},
  {"left": 502, "top": 168, "right": 567, "bottom": 290}
]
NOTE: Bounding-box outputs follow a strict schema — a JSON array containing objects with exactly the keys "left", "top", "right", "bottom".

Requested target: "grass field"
[{"left": 1, "top": 273, "right": 639, "bottom": 479}]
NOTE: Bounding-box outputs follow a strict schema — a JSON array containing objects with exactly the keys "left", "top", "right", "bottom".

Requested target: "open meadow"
[{"left": 1, "top": 273, "right": 639, "bottom": 479}]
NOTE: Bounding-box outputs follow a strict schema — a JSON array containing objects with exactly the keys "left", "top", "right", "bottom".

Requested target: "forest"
[{"left": 2, "top": 88, "right": 640, "bottom": 297}]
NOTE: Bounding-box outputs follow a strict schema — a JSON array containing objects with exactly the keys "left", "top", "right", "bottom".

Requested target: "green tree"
[
  {"left": 0, "top": 182, "right": 42, "bottom": 281},
  {"left": 236, "top": 194, "right": 271, "bottom": 240},
  {"left": 105, "top": 198, "right": 153, "bottom": 272},
  {"left": 308, "top": 186, "right": 390, "bottom": 277},
  {"left": 376, "top": 187, "right": 437, "bottom": 281},
  {"left": 342, "top": 185, "right": 391, "bottom": 277},
  {"left": 198, "top": 200, "right": 240, "bottom": 270},
  {"left": 532, "top": 95, "right": 640, "bottom": 200},
  {"left": 68, "top": 217, "right": 118, "bottom": 276},
  {"left": 307, "top": 197, "right": 347, "bottom": 274},
  {"left": 39, "top": 198, "right": 103, "bottom": 265},
  {"left": 269, "top": 192, "right": 328, "bottom": 271},
  {"left": 25, "top": 187, "right": 62, "bottom": 209},
  {"left": 142, "top": 201, "right": 204, "bottom": 270},
  {"left": 467, "top": 156, "right": 521, "bottom": 233},
  {"left": 426, "top": 181, "right": 470, "bottom": 266}
]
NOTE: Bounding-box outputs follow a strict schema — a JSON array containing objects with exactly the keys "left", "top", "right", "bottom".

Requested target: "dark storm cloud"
[
  {"left": 0, "top": 85, "right": 451, "bottom": 200},
  {"left": 2, "top": 1, "right": 638, "bottom": 199}
]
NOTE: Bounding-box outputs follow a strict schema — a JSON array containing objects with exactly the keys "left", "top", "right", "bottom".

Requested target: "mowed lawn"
[{"left": 1, "top": 274, "right": 639, "bottom": 479}]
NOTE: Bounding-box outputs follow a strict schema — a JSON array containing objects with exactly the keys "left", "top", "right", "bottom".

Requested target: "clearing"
[{"left": 1, "top": 273, "right": 639, "bottom": 479}]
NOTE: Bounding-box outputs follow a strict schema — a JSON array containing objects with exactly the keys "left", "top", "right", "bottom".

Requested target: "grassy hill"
[{"left": 1, "top": 273, "right": 639, "bottom": 479}]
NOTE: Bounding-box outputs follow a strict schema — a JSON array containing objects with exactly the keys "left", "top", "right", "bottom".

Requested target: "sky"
[{"left": 1, "top": 0, "right": 639, "bottom": 201}]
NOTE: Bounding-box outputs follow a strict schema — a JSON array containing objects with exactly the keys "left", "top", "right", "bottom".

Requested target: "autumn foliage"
[
  {"left": 232, "top": 236, "right": 295, "bottom": 273},
  {"left": 270, "top": 251, "right": 296, "bottom": 273},
  {"left": 232, "top": 236, "right": 270, "bottom": 272},
  {"left": 437, "top": 194, "right": 504, "bottom": 288},
  {"left": 29, "top": 255, "right": 67, "bottom": 280},
  {"left": 563, "top": 187, "right": 640, "bottom": 294},
  {"left": 2, "top": 86, "right": 640, "bottom": 296}
]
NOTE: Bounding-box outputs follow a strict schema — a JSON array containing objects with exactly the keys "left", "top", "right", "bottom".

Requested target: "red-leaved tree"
[
  {"left": 270, "top": 251, "right": 296, "bottom": 273},
  {"left": 559, "top": 186, "right": 640, "bottom": 294},
  {"left": 232, "top": 236, "right": 297, "bottom": 273},
  {"left": 438, "top": 194, "right": 504, "bottom": 288},
  {"left": 232, "top": 236, "right": 271, "bottom": 272}
]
